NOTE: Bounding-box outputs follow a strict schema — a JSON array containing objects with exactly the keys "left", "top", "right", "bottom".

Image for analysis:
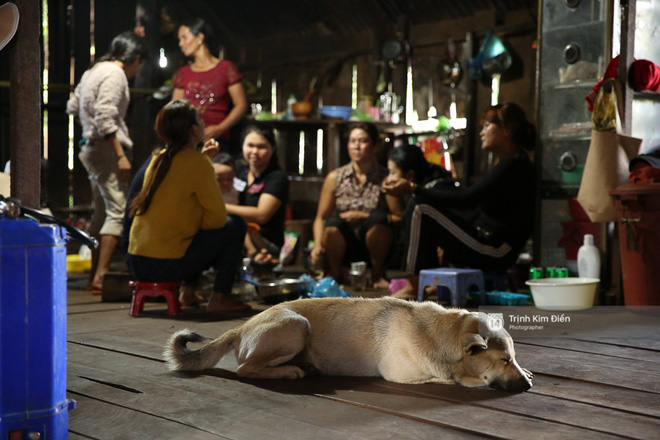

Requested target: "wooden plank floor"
[{"left": 66, "top": 282, "right": 660, "bottom": 439}]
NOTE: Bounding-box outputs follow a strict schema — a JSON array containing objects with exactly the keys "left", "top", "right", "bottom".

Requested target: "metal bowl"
[{"left": 256, "top": 278, "right": 312, "bottom": 304}]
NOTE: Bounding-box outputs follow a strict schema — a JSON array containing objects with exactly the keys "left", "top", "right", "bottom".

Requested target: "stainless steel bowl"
[{"left": 256, "top": 278, "right": 312, "bottom": 304}]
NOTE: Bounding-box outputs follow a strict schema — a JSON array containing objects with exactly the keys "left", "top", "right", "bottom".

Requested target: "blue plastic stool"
[{"left": 417, "top": 268, "right": 486, "bottom": 306}]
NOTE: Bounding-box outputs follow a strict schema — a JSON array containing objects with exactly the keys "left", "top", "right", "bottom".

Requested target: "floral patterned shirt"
[
  {"left": 173, "top": 60, "right": 243, "bottom": 140},
  {"left": 334, "top": 162, "right": 387, "bottom": 214}
]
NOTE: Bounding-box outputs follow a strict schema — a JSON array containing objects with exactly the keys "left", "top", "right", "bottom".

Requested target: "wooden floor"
[{"left": 66, "top": 280, "right": 660, "bottom": 440}]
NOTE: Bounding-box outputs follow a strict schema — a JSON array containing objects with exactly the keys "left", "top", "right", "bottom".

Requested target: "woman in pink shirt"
[{"left": 172, "top": 18, "right": 247, "bottom": 155}]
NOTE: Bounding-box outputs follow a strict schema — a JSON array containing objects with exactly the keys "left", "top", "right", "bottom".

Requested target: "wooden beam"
[
  {"left": 9, "top": 0, "right": 41, "bottom": 208},
  {"left": 240, "top": 29, "right": 377, "bottom": 72},
  {"left": 618, "top": 0, "right": 635, "bottom": 133}
]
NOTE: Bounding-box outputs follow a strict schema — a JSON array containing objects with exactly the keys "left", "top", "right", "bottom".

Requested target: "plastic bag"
[
  {"left": 278, "top": 231, "right": 299, "bottom": 266},
  {"left": 591, "top": 82, "right": 616, "bottom": 132},
  {"left": 578, "top": 81, "right": 642, "bottom": 222},
  {"left": 308, "top": 276, "right": 351, "bottom": 298}
]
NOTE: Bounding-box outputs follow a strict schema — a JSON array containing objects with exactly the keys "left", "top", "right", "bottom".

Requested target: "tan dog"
[{"left": 164, "top": 297, "right": 533, "bottom": 392}]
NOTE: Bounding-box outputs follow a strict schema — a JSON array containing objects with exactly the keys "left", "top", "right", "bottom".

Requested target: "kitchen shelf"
[
  {"left": 546, "top": 81, "right": 598, "bottom": 90},
  {"left": 534, "top": 0, "right": 611, "bottom": 268},
  {"left": 542, "top": 134, "right": 591, "bottom": 142},
  {"left": 540, "top": 182, "right": 579, "bottom": 199}
]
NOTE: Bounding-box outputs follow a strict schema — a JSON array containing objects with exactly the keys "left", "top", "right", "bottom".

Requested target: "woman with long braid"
[{"left": 126, "top": 100, "right": 248, "bottom": 311}]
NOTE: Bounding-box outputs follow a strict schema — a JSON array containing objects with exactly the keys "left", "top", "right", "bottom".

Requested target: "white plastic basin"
[{"left": 525, "top": 277, "right": 599, "bottom": 311}]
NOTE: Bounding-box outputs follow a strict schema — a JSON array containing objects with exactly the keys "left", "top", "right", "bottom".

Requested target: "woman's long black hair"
[
  {"left": 180, "top": 17, "right": 219, "bottom": 57},
  {"left": 389, "top": 144, "right": 432, "bottom": 184},
  {"left": 240, "top": 123, "right": 281, "bottom": 170},
  {"left": 481, "top": 102, "right": 536, "bottom": 151},
  {"left": 130, "top": 100, "right": 199, "bottom": 217},
  {"left": 93, "top": 31, "right": 148, "bottom": 67}
]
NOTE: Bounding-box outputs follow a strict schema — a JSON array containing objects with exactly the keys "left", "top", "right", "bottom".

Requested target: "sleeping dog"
[{"left": 164, "top": 297, "right": 533, "bottom": 392}]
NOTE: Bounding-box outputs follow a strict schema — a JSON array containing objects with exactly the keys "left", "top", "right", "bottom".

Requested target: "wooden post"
[
  {"left": 9, "top": 0, "right": 41, "bottom": 208},
  {"left": 618, "top": 0, "right": 635, "bottom": 133},
  {"left": 610, "top": 0, "right": 636, "bottom": 303}
]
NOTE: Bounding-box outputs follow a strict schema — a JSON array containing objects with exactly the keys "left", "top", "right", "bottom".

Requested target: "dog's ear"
[{"left": 463, "top": 333, "right": 488, "bottom": 355}]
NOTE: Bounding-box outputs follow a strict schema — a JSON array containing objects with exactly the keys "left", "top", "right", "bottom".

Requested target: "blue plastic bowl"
[{"left": 320, "top": 105, "right": 353, "bottom": 120}]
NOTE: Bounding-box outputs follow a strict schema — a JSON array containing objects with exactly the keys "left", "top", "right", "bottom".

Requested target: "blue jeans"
[{"left": 126, "top": 215, "right": 247, "bottom": 293}]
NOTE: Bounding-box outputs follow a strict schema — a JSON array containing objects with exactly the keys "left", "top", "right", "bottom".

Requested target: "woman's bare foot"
[
  {"left": 179, "top": 286, "right": 205, "bottom": 307},
  {"left": 206, "top": 293, "right": 251, "bottom": 312},
  {"left": 393, "top": 283, "right": 438, "bottom": 301},
  {"left": 90, "top": 271, "right": 106, "bottom": 292},
  {"left": 372, "top": 278, "right": 390, "bottom": 289}
]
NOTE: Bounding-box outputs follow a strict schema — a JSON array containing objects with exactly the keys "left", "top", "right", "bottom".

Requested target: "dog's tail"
[{"left": 163, "top": 328, "right": 239, "bottom": 371}]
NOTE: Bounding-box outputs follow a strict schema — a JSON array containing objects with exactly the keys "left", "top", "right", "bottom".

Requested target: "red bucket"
[{"left": 611, "top": 183, "right": 660, "bottom": 306}]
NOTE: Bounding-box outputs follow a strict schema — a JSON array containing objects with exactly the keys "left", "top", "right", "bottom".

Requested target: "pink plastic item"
[{"left": 388, "top": 278, "right": 408, "bottom": 295}]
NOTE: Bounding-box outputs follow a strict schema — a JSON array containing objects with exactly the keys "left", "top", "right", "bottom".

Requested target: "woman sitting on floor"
[
  {"left": 385, "top": 143, "right": 456, "bottom": 270},
  {"left": 382, "top": 103, "right": 536, "bottom": 299},
  {"left": 310, "top": 122, "right": 403, "bottom": 289},
  {"left": 126, "top": 99, "right": 248, "bottom": 311},
  {"left": 386, "top": 143, "right": 456, "bottom": 217},
  {"left": 225, "top": 124, "right": 289, "bottom": 263}
]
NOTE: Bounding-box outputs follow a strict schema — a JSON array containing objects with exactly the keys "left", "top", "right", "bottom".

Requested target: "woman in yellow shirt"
[{"left": 126, "top": 100, "right": 248, "bottom": 311}]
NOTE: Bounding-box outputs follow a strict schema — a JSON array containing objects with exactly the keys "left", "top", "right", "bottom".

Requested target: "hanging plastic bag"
[{"left": 578, "top": 81, "right": 642, "bottom": 222}]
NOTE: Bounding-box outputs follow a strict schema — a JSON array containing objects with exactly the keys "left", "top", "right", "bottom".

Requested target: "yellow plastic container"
[{"left": 66, "top": 254, "right": 91, "bottom": 273}]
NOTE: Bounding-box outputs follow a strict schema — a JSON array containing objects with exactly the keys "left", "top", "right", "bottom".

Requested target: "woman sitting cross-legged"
[
  {"left": 382, "top": 103, "right": 536, "bottom": 299},
  {"left": 126, "top": 99, "right": 249, "bottom": 312},
  {"left": 310, "top": 122, "right": 403, "bottom": 289}
]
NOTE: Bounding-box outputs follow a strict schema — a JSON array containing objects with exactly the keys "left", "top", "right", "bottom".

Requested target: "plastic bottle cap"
[{"left": 584, "top": 234, "right": 594, "bottom": 246}]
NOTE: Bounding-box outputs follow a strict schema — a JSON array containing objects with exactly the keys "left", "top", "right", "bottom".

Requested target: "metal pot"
[
  {"left": 440, "top": 59, "right": 463, "bottom": 87},
  {"left": 256, "top": 278, "right": 312, "bottom": 304}
]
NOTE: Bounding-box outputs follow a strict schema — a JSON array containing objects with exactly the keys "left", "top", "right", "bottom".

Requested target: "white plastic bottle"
[
  {"left": 239, "top": 258, "right": 257, "bottom": 301},
  {"left": 577, "top": 234, "right": 600, "bottom": 279},
  {"left": 286, "top": 94, "right": 296, "bottom": 120},
  {"left": 240, "top": 257, "right": 253, "bottom": 282}
]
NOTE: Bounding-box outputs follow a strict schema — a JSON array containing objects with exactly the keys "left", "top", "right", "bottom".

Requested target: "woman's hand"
[
  {"left": 339, "top": 210, "right": 367, "bottom": 227},
  {"left": 200, "top": 138, "right": 219, "bottom": 158},
  {"left": 310, "top": 246, "right": 324, "bottom": 266},
  {"left": 204, "top": 125, "right": 224, "bottom": 141},
  {"left": 382, "top": 177, "right": 414, "bottom": 197},
  {"left": 117, "top": 156, "right": 132, "bottom": 182}
]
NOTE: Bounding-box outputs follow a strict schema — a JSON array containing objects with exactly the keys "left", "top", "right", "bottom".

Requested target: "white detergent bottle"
[{"left": 577, "top": 234, "right": 600, "bottom": 279}]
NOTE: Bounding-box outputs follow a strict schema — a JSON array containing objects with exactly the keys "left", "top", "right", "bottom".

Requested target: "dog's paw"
[
  {"left": 237, "top": 364, "right": 306, "bottom": 379},
  {"left": 274, "top": 366, "right": 306, "bottom": 379}
]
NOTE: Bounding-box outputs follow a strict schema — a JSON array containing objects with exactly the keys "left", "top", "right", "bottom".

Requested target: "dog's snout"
[{"left": 490, "top": 378, "right": 532, "bottom": 393}]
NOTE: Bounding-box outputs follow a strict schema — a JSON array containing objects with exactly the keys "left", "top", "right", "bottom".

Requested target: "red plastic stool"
[{"left": 129, "top": 281, "right": 181, "bottom": 317}]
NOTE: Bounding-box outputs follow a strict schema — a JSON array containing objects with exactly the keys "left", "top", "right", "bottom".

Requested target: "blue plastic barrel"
[{"left": 0, "top": 216, "right": 75, "bottom": 440}]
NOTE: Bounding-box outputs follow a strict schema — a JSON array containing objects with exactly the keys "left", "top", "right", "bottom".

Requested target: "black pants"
[
  {"left": 325, "top": 208, "right": 391, "bottom": 267},
  {"left": 403, "top": 197, "right": 517, "bottom": 274},
  {"left": 126, "top": 215, "right": 247, "bottom": 293}
]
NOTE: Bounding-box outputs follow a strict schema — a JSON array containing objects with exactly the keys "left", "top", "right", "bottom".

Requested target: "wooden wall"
[{"left": 0, "top": 3, "right": 538, "bottom": 213}]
